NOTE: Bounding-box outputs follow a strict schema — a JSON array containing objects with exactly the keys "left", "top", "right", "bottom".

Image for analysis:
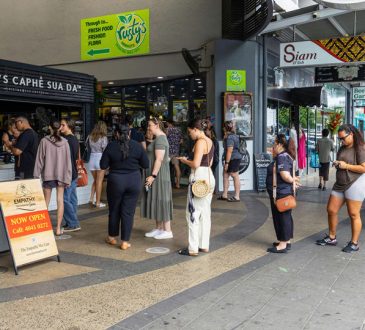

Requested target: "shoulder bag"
[
  {"left": 273, "top": 156, "right": 297, "bottom": 213},
  {"left": 77, "top": 147, "right": 88, "bottom": 187},
  {"left": 192, "top": 139, "right": 212, "bottom": 198},
  {"left": 82, "top": 136, "right": 91, "bottom": 163}
]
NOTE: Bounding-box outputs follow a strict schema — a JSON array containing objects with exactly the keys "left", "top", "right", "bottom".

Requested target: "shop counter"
[{"left": 0, "top": 162, "right": 94, "bottom": 211}]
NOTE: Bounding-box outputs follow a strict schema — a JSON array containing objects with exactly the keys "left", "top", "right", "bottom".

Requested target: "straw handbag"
[
  {"left": 191, "top": 140, "right": 211, "bottom": 198},
  {"left": 273, "top": 157, "right": 296, "bottom": 212}
]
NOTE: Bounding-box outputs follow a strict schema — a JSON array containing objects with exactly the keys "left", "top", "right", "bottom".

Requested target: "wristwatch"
[{"left": 152, "top": 174, "right": 157, "bottom": 178}]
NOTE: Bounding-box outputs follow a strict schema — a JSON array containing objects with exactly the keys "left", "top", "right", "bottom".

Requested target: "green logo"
[
  {"left": 116, "top": 14, "right": 147, "bottom": 52},
  {"left": 230, "top": 71, "right": 242, "bottom": 85},
  {"left": 226, "top": 70, "right": 246, "bottom": 91}
]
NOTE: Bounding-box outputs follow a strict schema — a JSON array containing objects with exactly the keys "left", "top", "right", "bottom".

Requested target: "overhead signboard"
[
  {"left": 0, "top": 60, "right": 94, "bottom": 103},
  {"left": 280, "top": 35, "right": 365, "bottom": 67},
  {"left": 0, "top": 179, "right": 59, "bottom": 274},
  {"left": 353, "top": 87, "right": 365, "bottom": 100},
  {"left": 315, "top": 65, "right": 365, "bottom": 83},
  {"left": 81, "top": 9, "right": 150, "bottom": 61},
  {"left": 226, "top": 70, "right": 246, "bottom": 92}
]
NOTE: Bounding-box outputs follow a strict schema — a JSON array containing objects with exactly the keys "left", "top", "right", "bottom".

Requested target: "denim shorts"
[
  {"left": 43, "top": 180, "right": 66, "bottom": 189},
  {"left": 331, "top": 174, "right": 365, "bottom": 202}
]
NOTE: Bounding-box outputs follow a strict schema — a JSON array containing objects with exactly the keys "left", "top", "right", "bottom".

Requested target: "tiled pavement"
[{"left": 0, "top": 171, "right": 364, "bottom": 329}]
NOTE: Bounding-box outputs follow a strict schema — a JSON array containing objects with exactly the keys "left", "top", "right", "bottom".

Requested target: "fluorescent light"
[
  {"left": 157, "top": 76, "right": 164, "bottom": 79},
  {"left": 108, "top": 81, "right": 114, "bottom": 85}
]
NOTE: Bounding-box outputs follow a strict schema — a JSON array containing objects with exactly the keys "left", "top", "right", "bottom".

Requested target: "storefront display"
[{"left": 0, "top": 59, "right": 95, "bottom": 186}]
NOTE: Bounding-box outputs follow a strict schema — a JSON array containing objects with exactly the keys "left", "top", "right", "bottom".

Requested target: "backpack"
[{"left": 238, "top": 136, "right": 247, "bottom": 156}]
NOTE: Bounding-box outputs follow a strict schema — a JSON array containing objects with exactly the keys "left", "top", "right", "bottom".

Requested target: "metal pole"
[
  {"left": 262, "top": 35, "right": 268, "bottom": 152},
  {"left": 314, "top": 107, "right": 317, "bottom": 173},
  {"left": 306, "top": 107, "right": 309, "bottom": 175},
  {"left": 354, "top": 11, "right": 357, "bottom": 36}
]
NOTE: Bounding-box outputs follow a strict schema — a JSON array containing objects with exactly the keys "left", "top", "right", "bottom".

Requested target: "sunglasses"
[{"left": 338, "top": 134, "right": 350, "bottom": 141}]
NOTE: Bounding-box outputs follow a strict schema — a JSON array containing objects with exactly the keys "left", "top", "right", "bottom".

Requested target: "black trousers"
[
  {"left": 268, "top": 193, "right": 294, "bottom": 242},
  {"left": 107, "top": 171, "right": 142, "bottom": 241}
]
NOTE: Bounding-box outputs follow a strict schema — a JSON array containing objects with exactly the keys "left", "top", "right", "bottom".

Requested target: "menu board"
[
  {"left": 254, "top": 153, "right": 272, "bottom": 192},
  {"left": 0, "top": 179, "right": 59, "bottom": 274}
]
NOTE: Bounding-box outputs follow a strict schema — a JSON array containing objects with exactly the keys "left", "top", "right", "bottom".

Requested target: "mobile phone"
[{"left": 145, "top": 185, "right": 149, "bottom": 192}]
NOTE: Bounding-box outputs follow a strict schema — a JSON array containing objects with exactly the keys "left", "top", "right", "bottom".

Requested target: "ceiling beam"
[
  {"left": 328, "top": 16, "right": 348, "bottom": 35},
  {"left": 261, "top": 7, "right": 350, "bottom": 34},
  {"left": 290, "top": 26, "right": 311, "bottom": 40}
]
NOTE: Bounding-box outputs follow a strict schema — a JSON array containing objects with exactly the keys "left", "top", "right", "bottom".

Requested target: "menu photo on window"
[{"left": 223, "top": 92, "right": 253, "bottom": 137}]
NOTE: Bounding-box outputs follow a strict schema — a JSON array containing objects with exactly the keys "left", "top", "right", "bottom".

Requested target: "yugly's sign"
[
  {"left": 0, "top": 74, "right": 82, "bottom": 92},
  {"left": 81, "top": 9, "right": 150, "bottom": 61}
]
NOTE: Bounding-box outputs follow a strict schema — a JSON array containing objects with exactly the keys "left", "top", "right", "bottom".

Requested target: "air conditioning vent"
[{"left": 222, "top": 0, "right": 274, "bottom": 41}]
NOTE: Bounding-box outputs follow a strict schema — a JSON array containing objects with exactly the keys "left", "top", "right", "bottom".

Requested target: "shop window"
[
  {"left": 98, "top": 87, "right": 122, "bottom": 126},
  {"left": 193, "top": 77, "right": 207, "bottom": 120},
  {"left": 125, "top": 85, "right": 147, "bottom": 128},
  {"left": 149, "top": 83, "right": 168, "bottom": 119}
]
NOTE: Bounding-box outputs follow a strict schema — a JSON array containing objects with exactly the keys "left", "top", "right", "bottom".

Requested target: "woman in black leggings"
[{"left": 100, "top": 124, "right": 149, "bottom": 250}]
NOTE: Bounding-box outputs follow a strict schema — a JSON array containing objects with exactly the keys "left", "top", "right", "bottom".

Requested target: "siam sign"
[{"left": 280, "top": 35, "right": 365, "bottom": 67}]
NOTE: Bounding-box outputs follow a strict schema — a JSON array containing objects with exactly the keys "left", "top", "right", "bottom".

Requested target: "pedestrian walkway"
[{"left": 0, "top": 171, "right": 363, "bottom": 329}]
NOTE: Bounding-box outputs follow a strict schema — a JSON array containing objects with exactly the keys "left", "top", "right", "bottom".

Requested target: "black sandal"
[
  {"left": 178, "top": 247, "right": 198, "bottom": 256},
  {"left": 217, "top": 195, "right": 228, "bottom": 201}
]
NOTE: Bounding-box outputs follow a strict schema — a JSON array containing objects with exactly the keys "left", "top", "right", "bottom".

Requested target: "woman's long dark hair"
[
  {"left": 187, "top": 117, "right": 208, "bottom": 131},
  {"left": 115, "top": 124, "right": 130, "bottom": 160},
  {"left": 276, "top": 133, "right": 296, "bottom": 160},
  {"left": 338, "top": 124, "right": 364, "bottom": 152},
  {"left": 50, "top": 120, "right": 62, "bottom": 142}
]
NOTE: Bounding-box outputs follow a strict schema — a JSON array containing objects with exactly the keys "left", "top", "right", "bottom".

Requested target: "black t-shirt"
[
  {"left": 130, "top": 128, "right": 145, "bottom": 143},
  {"left": 64, "top": 134, "right": 79, "bottom": 181},
  {"left": 266, "top": 152, "right": 294, "bottom": 196},
  {"left": 14, "top": 128, "right": 39, "bottom": 176},
  {"left": 100, "top": 140, "right": 149, "bottom": 174}
]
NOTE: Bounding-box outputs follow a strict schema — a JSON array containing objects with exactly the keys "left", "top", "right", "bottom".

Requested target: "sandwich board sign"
[{"left": 0, "top": 179, "right": 59, "bottom": 274}]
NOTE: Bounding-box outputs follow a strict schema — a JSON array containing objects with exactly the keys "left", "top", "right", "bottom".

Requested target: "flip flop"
[
  {"left": 217, "top": 195, "right": 228, "bottom": 201},
  {"left": 227, "top": 196, "right": 240, "bottom": 202},
  {"left": 178, "top": 247, "right": 198, "bottom": 256}
]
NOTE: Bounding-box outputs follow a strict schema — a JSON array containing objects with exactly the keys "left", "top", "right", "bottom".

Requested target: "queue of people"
[{"left": 2, "top": 114, "right": 364, "bottom": 256}]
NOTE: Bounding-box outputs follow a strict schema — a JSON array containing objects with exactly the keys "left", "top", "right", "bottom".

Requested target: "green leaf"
[
  {"left": 118, "top": 16, "right": 127, "bottom": 24},
  {"left": 127, "top": 15, "right": 133, "bottom": 23}
]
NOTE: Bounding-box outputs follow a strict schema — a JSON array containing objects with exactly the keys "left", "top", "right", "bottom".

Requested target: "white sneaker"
[
  {"left": 154, "top": 231, "right": 173, "bottom": 240},
  {"left": 145, "top": 229, "right": 163, "bottom": 238}
]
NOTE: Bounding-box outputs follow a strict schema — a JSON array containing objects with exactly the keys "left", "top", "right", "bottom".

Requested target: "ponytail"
[
  {"left": 50, "top": 120, "right": 61, "bottom": 142},
  {"left": 116, "top": 124, "right": 130, "bottom": 160}
]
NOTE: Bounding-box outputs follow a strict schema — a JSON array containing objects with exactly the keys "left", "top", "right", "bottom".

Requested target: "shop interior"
[
  {"left": 98, "top": 75, "right": 207, "bottom": 132},
  {"left": 266, "top": 83, "right": 347, "bottom": 174},
  {"left": 0, "top": 100, "right": 85, "bottom": 142}
]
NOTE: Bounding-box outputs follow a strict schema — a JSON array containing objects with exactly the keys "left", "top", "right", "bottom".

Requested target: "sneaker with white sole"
[
  {"left": 145, "top": 229, "right": 163, "bottom": 238},
  {"left": 95, "top": 202, "right": 106, "bottom": 208},
  {"left": 154, "top": 231, "right": 173, "bottom": 240},
  {"left": 316, "top": 234, "right": 337, "bottom": 246},
  {"left": 342, "top": 241, "right": 359, "bottom": 253}
]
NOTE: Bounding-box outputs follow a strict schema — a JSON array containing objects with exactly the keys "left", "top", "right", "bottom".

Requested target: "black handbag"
[{"left": 82, "top": 136, "right": 91, "bottom": 163}]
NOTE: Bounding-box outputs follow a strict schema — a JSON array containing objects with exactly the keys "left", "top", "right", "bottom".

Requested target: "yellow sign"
[
  {"left": 0, "top": 179, "right": 58, "bottom": 270},
  {"left": 81, "top": 9, "right": 150, "bottom": 61}
]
